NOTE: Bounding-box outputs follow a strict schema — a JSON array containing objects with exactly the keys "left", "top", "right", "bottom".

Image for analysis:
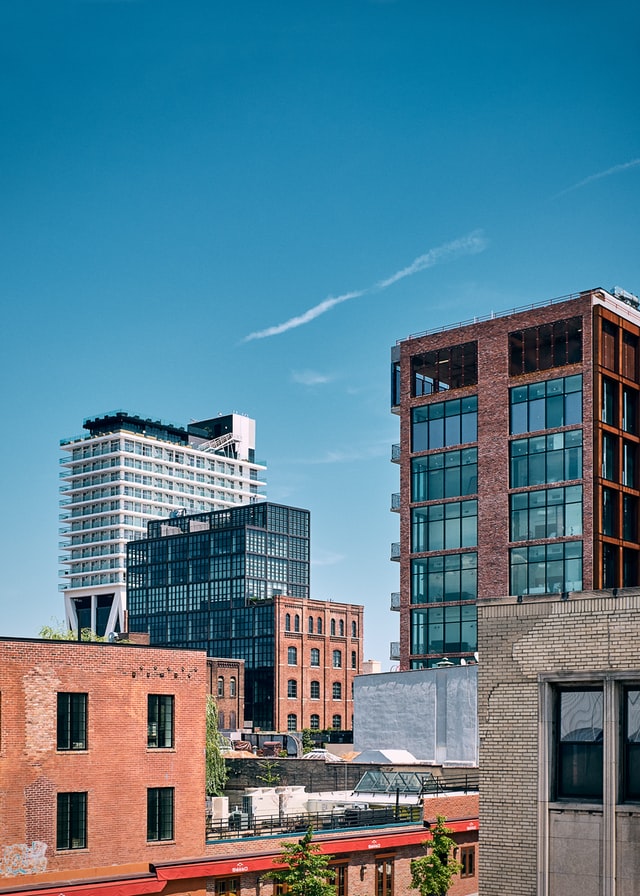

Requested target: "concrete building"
[
  {"left": 59, "top": 411, "right": 266, "bottom": 636},
  {"left": 477, "top": 589, "right": 640, "bottom": 896},
  {"left": 126, "top": 502, "right": 363, "bottom": 732},
  {"left": 390, "top": 285, "right": 640, "bottom": 668}
]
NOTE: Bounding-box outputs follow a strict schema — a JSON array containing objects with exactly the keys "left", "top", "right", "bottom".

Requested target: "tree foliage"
[
  {"left": 265, "top": 827, "right": 336, "bottom": 896},
  {"left": 257, "top": 758, "right": 282, "bottom": 786},
  {"left": 205, "top": 694, "right": 228, "bottom": 796},
  {"left": 39, "top": 619, "right": 106, "bottom": 641},
  {"left": 409, "top": 815, "right": 462, "bottom": 896}
]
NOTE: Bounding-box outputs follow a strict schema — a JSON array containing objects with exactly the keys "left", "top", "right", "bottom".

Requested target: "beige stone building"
[{"left": 478, "top": 589, "right": 640, "bottom": 896}]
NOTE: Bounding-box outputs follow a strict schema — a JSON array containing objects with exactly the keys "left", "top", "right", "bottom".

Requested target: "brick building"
[
  {"left": 477, "top": 589, "right": 640, "bottom": 896},
  {"left": 127, "top": 502, "right": 363, "bottom": 732},
  {"left": 0, "top": 637, "right": 208, "bottom": 879},
  {"left": 390, "top": 285, "right": 640, "bottom": 668}
]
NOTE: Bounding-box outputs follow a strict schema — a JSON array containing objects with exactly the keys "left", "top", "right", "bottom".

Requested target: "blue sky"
[{"left": 1, "top": 0, "right": 638, "bottom": 666}]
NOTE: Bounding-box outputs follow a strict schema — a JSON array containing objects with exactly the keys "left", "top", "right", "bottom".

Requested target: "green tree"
[
  {"left": 301, "top": 727, "right": 315, "bottom": 754},
  {"left": 205, "top": 695, "right": 228, "bottom": 796},
  {"left": 39, "top": 619, "right": 106, "bottom": 641},
  {"left": 256, "top": 757, "right": 282, "bottom": 786},
  {"left": 409, "top": 815, "right": 462, "bottom": 896},
  {"left": 265, "top": 827, "right": 336, "bottom": 896}
]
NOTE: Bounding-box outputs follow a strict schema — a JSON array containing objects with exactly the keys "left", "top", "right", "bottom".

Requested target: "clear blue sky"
[{"left": 1, "top": 0, "right": 638, "bottom": 667}]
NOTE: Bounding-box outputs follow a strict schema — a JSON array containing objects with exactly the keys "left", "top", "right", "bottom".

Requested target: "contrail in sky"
[
  {"left": 553, "top": 157, "right": 640, "bottom": 199},
  {"left": 242, "top": 230, "right": 487, "bottom": 342}
]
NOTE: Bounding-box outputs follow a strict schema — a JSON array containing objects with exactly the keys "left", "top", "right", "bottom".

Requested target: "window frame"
[
  {"left": 459, "top": 845, "right": 476, "bottom": 878},
  {"left": 147, "top": 694, "right": 174, "bottom": 749},
  {"left": 57, "top": 692, "right": 88, "bottom": 752},
  {"left": 56, "top": 791, "right": 87, "bottom": 850},
  {"left": 147, "top": 786, "right": 174, "bottom": 842}
]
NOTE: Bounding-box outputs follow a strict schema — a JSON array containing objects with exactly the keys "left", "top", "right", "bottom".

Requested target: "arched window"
[
  {"left": 351, "top": 620, "right": 357, "bottom": 638},
  {"left": 339, "top": 620, "right": 344, "bottom": 637},
  {"left": 287, "top": 679, "right": 298, "bottom": 698},
  {"left": 310, "top": 680, "right": 320, "bottom": 699},
  {"left": 287, "top": 713, "right": 298, "bottom": 731},
  {"left": 217, "top": 676, "right": 224, "bottom": 697},
  {"left": 308, "top": 616, "right": 314, "bottom": 633},
  {"left": 351, "top": 651, "right": 357, "bottom": 669},
  {"left": 330, "top": 619, "right": 336, "bottom": 636},
  {"left": 294, "top": 614, "right": 300, "bottom": 632},
  {"left": 310, "top": 648, "right": 320, "bottom": 667},
  {"left": 332, "top": 649, "right": 342, "bottom": 668},
  {"left": 288, "top": 646, "right": 297, "bottom": 665},
  {"left": 230, "top": 676, "right": 237, "bottom": 697},
  {"left": 332, "top": 714, "right": 342, "bottom": 730},
  {"left": 317, "top": 617, "right": 323, "bottom": 634},
  {"left": 332, "top": 682, "right": 342, "bottom": 700},
  {"left": 310, "top": 714, "right": 320, "bottom": 730},
  {"left": 285, "top": 613, "right": 291, "bottom": 632}
]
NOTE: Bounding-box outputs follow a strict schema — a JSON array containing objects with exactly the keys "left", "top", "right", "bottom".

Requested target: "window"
[
  {"left": 411, "top": 340, "right": 478, "bottom": 395},
  {"left": 602, "top": 378, "right": 617, "bottom": 425},
  {"left": 555, "top": 688, "right": 603, "bottom": 800},
  {"left": 510, "top": 430, "right": 582, "bottom": 488},
  {"left": 411, "top": 500, "right": 477, "bottom": 553},
  {"left": 411, "top": 448, "right": 478, "bottom": 502},
  {"left": 288, "top": 646, "right": 297, "bottom": 665},
  {"left": 308, "top": 616, "right": 314, "bottom": 633},
  {"left": 332, "top": 650, "right": 342, "bottom": 668},
  {"left": 287, "top": 679, "right": 298, "bottom": 698},
  {"left": 375, "top": 855, "right": 394, "bottom": 896},
  {"left": 294, "top": 614, "right": 300, "bottom": 632},
  {"left": 339, "top": 620, "right": 344, "bottom": 637},
  {"left": 351, "top": 651, "right": 357, "bottom": 670},
  {"left": 285, "top": 613, "right": 291, "bottom": 631},
  {"left": 310, "top": 680, "right": 320, "bottom": 699},
  {"left": 317, "top": 617, "right": 323, "bottom": 634},
  {"left": 229, "top": 676, "right": 236, "bottom": 697},
  {"left": 332, "top": 714, "right": 342, "bottom": 729},
  {"left": 310, "top": 648, "right": 320, "bottom": 666},
  {"left": 147, "top": 695, "right": 174, "bottom": 748},
  {"left": 57, "top": 792, "right": 87, "bottom": 850},
  {"left": 57, "top": 693, "right": 87, "bottom": 751},
  {"left": 310, "top": 713, "right": 320, "bottom": 730},
  {"left": 331, "top": 862, "right": 348, "bottom": 896},
  {"left": 332, "top": 682, "right": 342, "bottom": 700},
  {"left": 217, "top": 676, "right": 224, "bottom": 698},
  {"left": 624, "top": 688, "right": 640, "bottom": 801},
  {"left": 411, "top": 553, "right": 477, "bottom": 604},
  {"left": 412, "top": 396, "right": 478, "bottom": 452},
  {"left": 287, "top": 713, "right": 297, "bottom": 731},
  {"left": 351, "top": 621, "right": 357, "bottom": 638},
  {"left": 147, "top": 787, "right": 174, "bottom": 841},
  {"left": 411, "top": 604, "right": 477, "bottom": 656},
  {"left": 510, "top": 486, "right": 582, "bottom": 541},
  {"left": 510, "top": 375, "right": 582, "bottom": 435},
  {"left": 212, "top": 878, "right": 240, "bottom": 895},
  {"left": 330, "top": 619, "right": 336, "bottom": 636},
  {"left": 460, "top": 846, "right": 476, "bottom": 878},
  {"left": 510, "top": 542, "right": 583, "bottom": 595},
  {"left": 509, "top": 316, "right": 582, "bottom": 376}
]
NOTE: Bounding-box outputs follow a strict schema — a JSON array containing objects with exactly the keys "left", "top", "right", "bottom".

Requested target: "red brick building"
[{"left": 390, "top": 286, "right": 640, "bottom": 668}]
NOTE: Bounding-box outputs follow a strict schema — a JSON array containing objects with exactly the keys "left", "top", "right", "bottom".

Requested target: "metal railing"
[{"left": 206, "top": 804, "right": 423, "bottom": 842}]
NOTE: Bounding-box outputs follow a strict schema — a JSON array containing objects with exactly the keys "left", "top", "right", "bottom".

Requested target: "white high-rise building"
[{"left": 59, "top": 410, "right": 267, "bottom": 635}]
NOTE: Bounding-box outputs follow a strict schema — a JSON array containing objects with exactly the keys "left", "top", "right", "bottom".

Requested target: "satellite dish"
[{"left": 107, "top": 632, "right": 118, "bottom": 643}]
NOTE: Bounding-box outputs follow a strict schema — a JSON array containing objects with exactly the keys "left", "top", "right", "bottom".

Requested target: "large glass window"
[
  {"left": 510, "top": 375, "right": 582, "bottom": 435},
  {"left": 510, "top": 542, "right": 582, "bottom": 595},
  {"left": 509, "top": 316, "right": 582, "bottom": 375},
  {"left": 411, "top": 448, "right": 477, "bottom": 502},
  {"left": 510, "top": 430, "right": 582, "bottom": 488},
  {"left": 602, "top": 488, "right": 617, "bottom": 537},
  {"left": 411, "top": 553, "right": 477, "bottom": 604},
  {"left": 411, "top": 397, "right": 477, "bottom": 453},
  {"left": 287, "top": 647, "right": 297, "bottom": 665},
  {"left": 624, "top": 688, "right": 640, "bottom": 801},
  {"left": 602, "top": 433, "right": 616, "bottom": 481},
  {"left": 411, "top": 341, "right": 478, "bottom": 396},
  {"left": 147, "top": 787, "right": 174, "bottom": 841},
  {"left": 510, "top": 486, "right": 582, "bottom": 541},
  {"left": 375, "top": 855, "right": 394, "bottom": 896},
  {"left": 411, "top": 501, "right": 477, "bottom": 553},
  {"left": 602, "top": 378, "right": 617, "bottom": 425},
  {"left": 57, "top": 792, "right": 87, "bottom": 850},
  {"left": 556, "top": 689, "right": 603, "bottom": 800},
  {"left": 57, "top": 693, "right": 87, "bottom": 751},
  {"left": 411, "top": 604, "right": 477, "bottom": 656},
  {"left": 623, "top": 387, "right": 638, "bottom": 434},
  {"left": 147, "top": 695, "right": 174, "bottom": 749}
]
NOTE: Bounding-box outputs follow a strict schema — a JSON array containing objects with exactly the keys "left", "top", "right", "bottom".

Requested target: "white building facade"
[{"left": 60, "top": 411, "right": 266, "bottom": 635}]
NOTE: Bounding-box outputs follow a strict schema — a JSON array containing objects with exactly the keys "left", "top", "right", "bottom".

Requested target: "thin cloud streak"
[
  {"left": 242, "top": 290, "right": 364, "bottom": 342},
  {"left": 291, "top": 370, "right": 332, "bottom": 386},
  {"left": 553, "top": 158, "right": 640, "bottom": 199},
  {"left": 241, "top": 231, "right": 487, "bottom": 342},
  {"left": 375, "top": 230, "right": 488, "bottom": 290}
]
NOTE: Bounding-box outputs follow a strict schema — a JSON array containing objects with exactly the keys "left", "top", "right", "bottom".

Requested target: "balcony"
[
  {"left": 390, "top": 493, "right": 400, "bottom": 512},
  {"left": 389, "top": 642, "right": 400, "bottom": 661},
  {"left": 390, "top": 592, "right": 400, "bottom": 611},
  {"left": 390, "top": 543, "right": 400, "bottom": 561},
  {"left": 391, "top": 443, "right": 401, "bottom": 463}
]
